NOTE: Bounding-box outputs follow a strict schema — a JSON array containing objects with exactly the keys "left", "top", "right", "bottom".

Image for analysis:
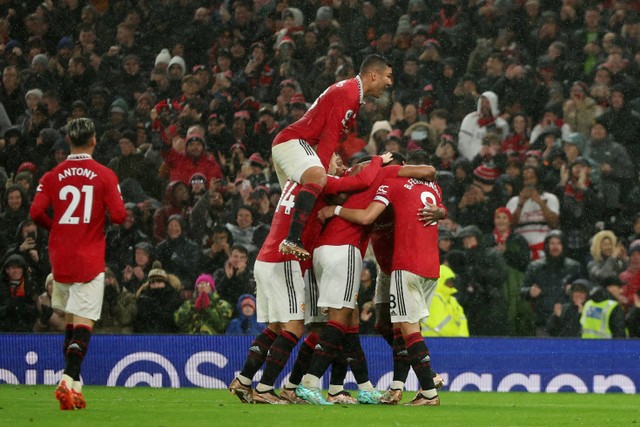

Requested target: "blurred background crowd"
[{"left": 1, "top": 0, "right": 640, "bottom": 338}]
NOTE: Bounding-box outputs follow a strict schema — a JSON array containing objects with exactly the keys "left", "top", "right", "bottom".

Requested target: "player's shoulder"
[{"left": 330, "top": 77, "right": 359, "bottom": 97}]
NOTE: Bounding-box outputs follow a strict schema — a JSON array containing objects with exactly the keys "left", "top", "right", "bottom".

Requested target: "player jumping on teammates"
[
  {"left": 30, "top": 118, "right": 127, "bottom": 410},
  {"left": 229, "top": 153, "right": 393, "bottom": 404},
  {"left": 272, "top": 54, "right": 393, "bottom": 261}
]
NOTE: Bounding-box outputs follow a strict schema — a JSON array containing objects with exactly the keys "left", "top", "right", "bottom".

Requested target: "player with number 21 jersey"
[{"left": 30, "top": 154, "right": 127, "bottom": 283}]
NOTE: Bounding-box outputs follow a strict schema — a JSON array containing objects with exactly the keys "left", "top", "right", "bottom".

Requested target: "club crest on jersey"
[
  {"left": 377, "top": 185, "right": 389, "bottom": 195},
  {"left": 341, "top": 109, "right": 355, "bottom": 130},
  {"left": 300, "top": 303, "right": 305, "bottom": 312}
]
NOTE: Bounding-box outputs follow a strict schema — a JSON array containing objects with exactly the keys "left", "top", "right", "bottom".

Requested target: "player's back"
[
  {"left": 35, "top": 155, "right": 125, "bottom": 282},
  {"left": 374, "top": 176, "right": 442, "bottom": 279}
]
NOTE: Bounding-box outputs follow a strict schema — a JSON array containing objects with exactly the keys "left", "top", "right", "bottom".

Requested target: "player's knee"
[{"left": 300, "top": 167, "right": 327, "bottom": 187}]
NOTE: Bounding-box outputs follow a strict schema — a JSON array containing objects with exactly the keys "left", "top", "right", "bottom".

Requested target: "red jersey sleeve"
[
  {"left": 323, "top": 157, "right": 388, "bottom": 195},
  {"left": 30, "top": 172, "right": 54, "bottom": 230},
  {"left": 105, "top": 172, "right": 126, "bottom": 224}
]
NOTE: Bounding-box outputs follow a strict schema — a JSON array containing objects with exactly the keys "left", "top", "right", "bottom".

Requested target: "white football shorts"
[
  {"left": 254, "top": 260, "right": 305, "bottom": 324},
  {"left": 51, "top": 272, "right": 105, "bottom": 321},
  {"left": 389, "top": 270, "right": 437, "bottom": 324},
  {"left": 304, "top": 268, "right": 327, "bottom": 325},
  {"left": 313, "top": 244, "right": 362, "bottom": 310},
  {"left": 272, "top": 139, "right": 323, "bottom": 187}
]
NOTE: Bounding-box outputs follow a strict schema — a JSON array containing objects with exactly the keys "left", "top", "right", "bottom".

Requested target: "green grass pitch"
[{"left": 0, "top": 385, "right": 637, "bottom": 427}]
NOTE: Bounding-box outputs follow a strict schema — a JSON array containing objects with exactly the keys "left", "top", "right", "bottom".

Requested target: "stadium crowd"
[{"left": 1, "top": 0, "right": 640, "bottom": 339}]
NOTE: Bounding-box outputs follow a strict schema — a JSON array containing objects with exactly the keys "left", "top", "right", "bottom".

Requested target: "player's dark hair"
[
  {"left": 406, "top": 150, "right": 429, "bottom": 165},
  {"left": 356, "top": 155, "right": 373, "bottom": 164},
  {"left": 390, "top": 151, "right": 406, "bottom": 164},
  {"left": 67, "top": 118, "right": 96, "bottom": 147},
  {"left": 359, "top": 54, "right": 391, "bottom": 74}
]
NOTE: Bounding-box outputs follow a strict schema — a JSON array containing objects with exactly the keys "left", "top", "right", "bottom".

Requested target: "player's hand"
[
  {"left": 379, "top": 152, "right": 393, "bottom": 164},
  {"left": 318, "top": 205, "right": 336, "bottom": 222},
  {"left": 418, "top": 203, "right": 445, "bottom": 226}
]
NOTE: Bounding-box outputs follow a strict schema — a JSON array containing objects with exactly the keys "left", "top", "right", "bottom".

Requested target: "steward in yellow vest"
[
  {"left": 421, "top": 265, "right": 469, "bottom": 337},
  {"left": 580, "top": 275, "right": 627, "bottom": 338}
]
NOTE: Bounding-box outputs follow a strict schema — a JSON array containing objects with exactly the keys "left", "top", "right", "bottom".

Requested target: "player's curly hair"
[{"left": 66, "top": 117, "right": 96, "bottom": 147}]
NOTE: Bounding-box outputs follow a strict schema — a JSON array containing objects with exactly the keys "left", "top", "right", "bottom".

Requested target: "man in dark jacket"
[
  {"left": 521, "top": 230, "right": 583, "bottom": 335},
  {"left": 546, "top": 279, "right": 590, "bottom": 337},
  {"left": 456, "top": 225, "right": 509, "bottom": 336}
]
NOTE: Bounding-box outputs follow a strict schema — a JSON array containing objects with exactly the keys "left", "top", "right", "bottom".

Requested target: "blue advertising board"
[{"left": 1, "top": 335, "right": 638, "bottom": 393}]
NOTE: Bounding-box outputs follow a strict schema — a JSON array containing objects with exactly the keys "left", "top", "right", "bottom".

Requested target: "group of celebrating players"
[
  {"left": 35, "top": 54, "right": 444, "bottom": 411},
  {"left": 229, "top": 54, "right": 447, "bottom": 406}
]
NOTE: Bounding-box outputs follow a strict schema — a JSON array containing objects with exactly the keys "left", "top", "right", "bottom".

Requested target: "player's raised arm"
[{"left": 397, "top": 164, "right": 436, "bottom": 181}]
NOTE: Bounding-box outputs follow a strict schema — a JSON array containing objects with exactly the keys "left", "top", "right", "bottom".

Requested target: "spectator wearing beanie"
[
  {"left": 455, "top": 162, "right": 508, "bottom": 234},
  {"left": 174, "top": 273, "right": 233, "bottom": 334},
  {"left": 225, "top": 294, "right": 265, "bottom": 335}
]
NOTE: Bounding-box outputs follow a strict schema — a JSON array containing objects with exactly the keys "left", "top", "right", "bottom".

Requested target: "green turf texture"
[{"left": 0, "top": 385, "right": 637, "bottom": 427}]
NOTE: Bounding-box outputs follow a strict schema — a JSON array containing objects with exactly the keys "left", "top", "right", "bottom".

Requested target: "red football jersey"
[
  {"left": 257, "top": 157, "right": 385, "bottom": 265},
  {"left": 373, "top": 177, "right": 445, "bottom": 279},
  {"left": 273, "top": 76, "right": 363, "bottom": 168},
  {"left": 30, "top": 154, "right": 127, "bottom": 283},
  {"left": 316, "top": 166, "right": 402, "bottom": 254}
]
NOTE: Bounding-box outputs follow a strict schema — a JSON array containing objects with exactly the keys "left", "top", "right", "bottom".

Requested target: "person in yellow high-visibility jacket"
[{"left": 420, "top": 264, "right": 469, "bottom": 337}]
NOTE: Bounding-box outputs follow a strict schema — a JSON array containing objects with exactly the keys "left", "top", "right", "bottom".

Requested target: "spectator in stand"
[
  {"left": 588, "top": 230, "right": 628, "bottom": 289},
  {"left": 225, "top": 205, "right": 258, "bottom": 255},
  {"left": 105, "top": 203, "right": 150, "bottom": 275},
  {"left": 455, "top": 163, "right": 508, "bottom": 234},
  {"left": 214, "top": 244, "right": 255, "bottom": 317},
  {"left": 133, "top": 263, "right": 182, "bottom": 334},
  {"left": 620, "top": 239, "right": 640, "bottom": 310},
  {"left": 597, "top": 84, "right": 640, "bottom": 165},
  {"left": 174, "top": 274, "right": 233, "bottom": 334},
  {"left": 108, "top": 131, "right": 158, "bottom": 198},
  {"left": 0, "top": 185, "right": 31, "bottom": 255},
  {"left": 521, "top": 230, "right": 582, "bottom": 336},
  {"left": 546, "top": 279, "right": 590, "bottom": 337},
  {"left": 200, "top": 226, "right": 233, "bottom": 275},
  {"left": 580, "top": 275, "right": 627, "bottom": 339},
  {"left": 152, "top": 181, "right": 192, "bottom": 243},
  {"left": 0, "top": 254, "right": 37, "bottom": 332},
  {"left": 33, "top": 273, "right": 66, "bottom": 332},
  {"left": 0, "top": 65, "right": 26, "bottom": 123},
  {"left": 357, "top": 259, "right": 377, "bottom": 335},
  {"left": 121, "top": 242, "right": 155, "bottom": 295},
  {"left": 93, "top": 268, "right": 137, "bottom": 334},
  {"left": 160, "top": 129, "right": 223, "bottom": 186},
  {"left": 554, "top": 157, "right": 603, "bottom": 265},
  {"left": 562, "top": 81, "right": 602, "bottom": 137},
  {"left": 226, "top": 294, "right": 264, "bottom": 335},
  {"left": 507, "top": 165, "right": 560, "bottom": 260},
  {"left": 501, "top": 113, "right": 530, "bottom": 161},
  {"left": 155, "top": 215, "right": 201, "bottom": 293},
  {"left": 587, "top": 118, "right": 634, "bottom": 223},
  {"left": 5, "top": 219, "right": 50, "bottom": 290},
  {"left": 456, "top": 225, "right": 509, "bottom": 336},
  {"left": 457, "top": 91, "right": 509, "bottom": 161},
  {"left": 188, "top": 173, "right": 208, "bottom": 205}
]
